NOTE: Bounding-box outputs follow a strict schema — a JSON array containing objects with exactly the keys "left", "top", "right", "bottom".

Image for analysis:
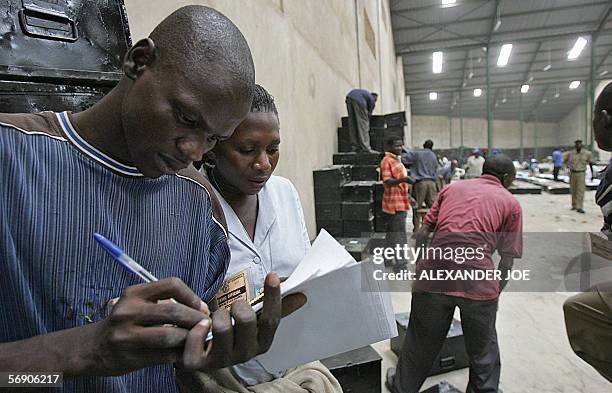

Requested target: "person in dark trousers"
[
  {"left": 402, "top": 139, "right": 439, "bottom": 230},
  {"left": 387, "top": 154, "right": 523, "bottom": 393},
  {"left": 380, "top": 137, "right": 413, "bottom": 269},
  {"left": 563, "top": 81, "right": 612, "bottom": 383},
  {"left": 552, "top": 147, "right": 563, "bottom": 181},
  {"left": 345, "top": 88, "right": 378, "bottom": 153}
]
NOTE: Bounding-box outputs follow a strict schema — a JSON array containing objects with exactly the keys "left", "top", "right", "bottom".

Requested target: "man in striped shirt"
[
  {"left": 381, "top": 137, "right": 413, "bottom": 269},
  {"left": 0, "top": 6, "right": 291, "bottom": 392}
]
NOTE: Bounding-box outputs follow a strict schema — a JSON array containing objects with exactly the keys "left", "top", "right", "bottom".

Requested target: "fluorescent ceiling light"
[
  {"left": 600, "top": 70, "right": 609, "bottom": 76},
  {"left": 521, "top": 84, "right": 529, "bottom": 94},
  {"left": 467, "top": 71, "right": 474, "bottom": 79},
  {"left": 554, "top": 92, "right": 560, "bottom": 98},
  {"left": 441, "top": 0, "right": 456, "bottom": 5},
  {"left": 473, "top": 88, "right": 482, "bottom": 97},
  {"left": 568, "top": 37, "right": 587, "bottom": 60},
  {"left": 433, "top": 51, "right": 443, "bottom": 74},
  {"left": 569, "top": 80, "right": 581, "bottom": 89},
  {"left": 502, "top": 97, "right": 507, "bottom": 103},
  {"left": 542, "top": 64, "right": 552, "bottom": 71},
  {"left": 541, "top": 99, "right": 547, "bottom": 104},
  {"left": 429, "top": 92, "right": 438, "bottom": 101},
  {"left": 497, "top": 44, "right": 512, "bottom": 67}
]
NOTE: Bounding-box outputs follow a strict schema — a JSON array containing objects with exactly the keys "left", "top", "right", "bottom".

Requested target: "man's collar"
[
  {"left": 480, "top": 174, "right": 504, "bottom": 186},
  {"left": 385, "top": 151, "right": 399, "bottom": 159}
]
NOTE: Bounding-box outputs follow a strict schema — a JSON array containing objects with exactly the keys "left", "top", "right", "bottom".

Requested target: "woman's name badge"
[{"left": 215, "top": 270, "right": 250, "bottom": 310}]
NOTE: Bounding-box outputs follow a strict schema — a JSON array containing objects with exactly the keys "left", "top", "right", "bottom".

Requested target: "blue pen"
[
  {"left": 94, "top": 233, "right": 159, "bottom": 283},
  {"left": 94, "top": 232, "right": 218, "bottom": 342}
]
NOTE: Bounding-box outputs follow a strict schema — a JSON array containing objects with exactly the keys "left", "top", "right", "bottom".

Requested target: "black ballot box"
[
  {"left": 338, "top": 127, "right": 351, "bottom": 152},
  {"left": 341, "top": 116, "right": 349, "bottom": 128},
  {"left": 321, "top": 345, "right": 382, "bottom": 393},
  {"left": 314, "top": 165, "right": 352, "bottom": 205},
  {"left": 313, "top": 165, "right": 352, "bottom": 188},
  {"left": 343, "top": 217, "right": 374, "bottom": 237},
  {"left": 337, "top": 237, "right": 370, "bottom": 261},
  {"left": 334, "top": 152, "right": 382, "bottom": 166},
  {"left": 385, "top": 111, "right": 407, "bottom": 127},
  {"left": 420, "top": 381, "right": 463, "bottom": 393},
  {"left": 315, "top": 202, "right": 342, "bottom": 221},
  {"left": 391, "top": 312, "right": 469, "bottom": 376},
  {"left": 0, "top": 0, "right": 131, "bottom": 86},
  {"left": 316, "top": 219, "right": 343, "bottom": 238},
  {"left": 0, "top": 81, "right": 109, "bottom": 113},
  {"left": 371, "top": 114, "right": 386, "bottom": 128},
  {"left": 342, "top": 181, "right": 375, "bottom": 202},
  {"left": 384, "top": 126, "right": 405, "bottom": 141},
  {"left": 342, "top": 201, "right": 373, "bottom": 221},
  {"left": 352, "top": 165, "right": 379, "bottom": 181}
]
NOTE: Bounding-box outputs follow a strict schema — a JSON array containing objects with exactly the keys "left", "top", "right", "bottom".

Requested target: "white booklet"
[{"left": 252, "top": 230, "right": 397, "bottom": 372}]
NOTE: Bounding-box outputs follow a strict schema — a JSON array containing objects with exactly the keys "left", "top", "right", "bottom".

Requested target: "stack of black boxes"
[
  {"left": 0, "top": 1, "right": 132, "bottom": 114},
  {"left": 338, "top": 111, "right": 406, "bottom": 154},
  {"left": 313, "top": 165, "right": 352, "bottom": 237},
  {"left": 368, "top": 111, "right": 407, "bottom": 154},
  {"left": 338, "top": 115, "right": 386, "bottom": 153},
  {"left": 314, "top": 152, "right": 379, "bottom": 238},
  {"left": 317, "top": 111, "right": 407, "bottom": 239},
  {"left": 335, "top": 152, "right": 378, "bottom": 237}
]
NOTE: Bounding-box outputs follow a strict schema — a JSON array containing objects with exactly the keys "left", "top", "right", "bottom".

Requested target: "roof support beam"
[
  {"left": 394, "top": 1, "right": 491, "bottom": 45},
  {"left": 592, "top": 1, "right": 612, "bottom": 43},
  {"left": 391, "top": 0, "right": 487, "bottom": 14},
  {"left": 406, "top": 76, "right": 598, "bottom": 95},
  {"left": 393, "top": 1, "right": 610, "bottom": 32},
  {"left": 521, "top": 42, "right": 543, "bottom": 84},
  {"left": 398, "top": 25, "right": 605, "bottom": 55},
  {"left": 526, "top": 85, "right": 551, "bottom": 121}
]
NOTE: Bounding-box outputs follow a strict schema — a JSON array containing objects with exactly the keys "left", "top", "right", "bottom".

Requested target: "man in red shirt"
[
  {"left": 380, "top": 137, "right": 413, "bottom": 269},
  {"left": 387, "top": 154, "right": 523, "bottom": 393}
]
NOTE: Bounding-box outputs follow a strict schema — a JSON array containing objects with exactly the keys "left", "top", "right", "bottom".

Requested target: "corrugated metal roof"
[{"left": 392, "top": 0, "right": 612, "bottom": 122}]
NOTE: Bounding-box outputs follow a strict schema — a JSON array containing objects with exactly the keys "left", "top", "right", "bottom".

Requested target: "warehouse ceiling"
[{"left": 391, "top": 0, "right": 612, "bottom": 122}]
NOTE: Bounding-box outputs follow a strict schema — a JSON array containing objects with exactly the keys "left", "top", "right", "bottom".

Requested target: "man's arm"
[
  {"left": 0, "top": 275, "right": 291, "bottom": 376},
  {"left": 498, "top": 256, "right": 515, "bottom": 292},
  {"left": 0, "top": 278, "right": 210, "bottom": 375},
  {"left": 384, "top": 177, "right": 413, "bottom": 186}
]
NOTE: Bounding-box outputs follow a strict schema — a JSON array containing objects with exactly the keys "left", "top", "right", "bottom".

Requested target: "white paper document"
[{"left": 253, "top": 230, "right": 397, "bottom": 372}]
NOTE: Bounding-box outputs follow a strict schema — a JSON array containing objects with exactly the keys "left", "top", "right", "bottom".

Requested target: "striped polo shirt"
[
  {"left": 380, "top": 152, "right": 411, "bottom": 214},
  {"left": 0, "top": 111, "right": 229, "bottom": 392}
]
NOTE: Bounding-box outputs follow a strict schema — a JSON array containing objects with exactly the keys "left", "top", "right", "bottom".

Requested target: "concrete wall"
[
  {"left": 411, "top": 79, "right": 612, "bottom": 162},
  {"left": 411, "top": 115, "right": 557, "bottom": 151},
  {"left": 124, "top": 0, "right": 406, "bottom": 237}
]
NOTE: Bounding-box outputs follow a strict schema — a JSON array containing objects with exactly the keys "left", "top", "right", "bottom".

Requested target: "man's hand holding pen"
[{"left": 91, "top": 273, "right": 305, "bottom": 376}]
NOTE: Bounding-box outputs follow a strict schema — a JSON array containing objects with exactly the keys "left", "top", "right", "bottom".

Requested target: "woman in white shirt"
[{"left": 199, "top": 85, "right": 341, "bottom": 392}]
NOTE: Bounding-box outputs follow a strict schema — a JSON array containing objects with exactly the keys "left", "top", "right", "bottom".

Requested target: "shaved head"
[
  {"left": 483, "top": 154, "right": 515, "bottom": 187},
  {"left": 594, "top": 81, "right": 612, "bottom": 151},
  {"left": 149, "top": 5, "right": 255, "bottom": 100}
]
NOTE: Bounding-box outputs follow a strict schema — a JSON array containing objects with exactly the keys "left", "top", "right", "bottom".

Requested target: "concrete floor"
[{"left": 373, "top": 190, "right": 612, "bottom": 393}]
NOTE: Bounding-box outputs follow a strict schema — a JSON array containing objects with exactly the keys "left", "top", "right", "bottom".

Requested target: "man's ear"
[
  {"left": 594, "top": 109, "right": 612, "bottom": 130},
  {"left": 122, "top": 38, "right": 157, "bottom": 80}
]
